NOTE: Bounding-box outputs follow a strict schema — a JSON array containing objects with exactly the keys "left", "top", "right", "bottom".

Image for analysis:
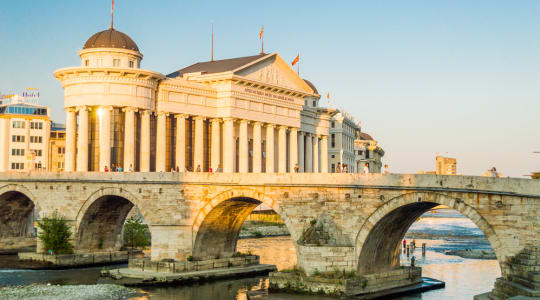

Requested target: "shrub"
[
  {"left": 123, "top": 216, "right": 150, "bottom": 249},
  {"left": 37, "top": 211, "right": 73, "bottom": 254}
]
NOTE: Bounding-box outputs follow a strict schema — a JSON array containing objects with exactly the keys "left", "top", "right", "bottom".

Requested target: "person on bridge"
[
  {"left": 363, "top": 163, "right": 370, "bottom": 175},
  {"left": 384, "top": 164, "right": 389, "bottom": 175},
  {"left": 336, "top": 163, "right": 342, "bottom": 173},
  {"left": 196, "top": 165, "right": 201, "bottom": 172},
  {"left": 403, "top": 239, "right": 407, "bottom": 249},
  {"left": 128, "top": 164, "right": 133, "bottom": 172},
  {"left": 216, "top": 164, "right": 223, "bottom": 173}
]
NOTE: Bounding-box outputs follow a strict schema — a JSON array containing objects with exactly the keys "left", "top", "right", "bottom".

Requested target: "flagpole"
[
  {"left": 211, "top": 23, "right": 214, "bottom": 61},
  {"left": 111, "top": 0, "right": 114, "bottom": 29}
]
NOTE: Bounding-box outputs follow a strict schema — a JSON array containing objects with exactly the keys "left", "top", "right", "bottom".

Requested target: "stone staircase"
[{"left": 490, "top": 245, "right": 540, "bottom": 299}]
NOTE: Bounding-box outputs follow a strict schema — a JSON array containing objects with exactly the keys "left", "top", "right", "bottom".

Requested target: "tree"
[
  {"left": 123, "top": 216, "right": 150, "bottom": 249},
  {"left": 37, "top": 211, "right": 73, "bottom": 254}
]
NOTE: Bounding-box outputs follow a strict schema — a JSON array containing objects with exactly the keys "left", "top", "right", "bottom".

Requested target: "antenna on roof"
[
  {"left": 110, "top": 0, "right": 115, "bottom": 29},
  {"left": 211, "top": 23, "right": 214, "bottom": 61}
]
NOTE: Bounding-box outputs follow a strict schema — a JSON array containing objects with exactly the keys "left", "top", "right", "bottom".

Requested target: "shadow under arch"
[
  {"left": 0, "top": 184, "right": 39, "bottom": 239},
  {"left": 354, "top": 191, "right": 503, "bottom": 275},
  {"left": 192, "top": 188, "right": 295, "bottom": 260},
  {"left": 75, "top": 187, "right": 149, "bottom": 251}
]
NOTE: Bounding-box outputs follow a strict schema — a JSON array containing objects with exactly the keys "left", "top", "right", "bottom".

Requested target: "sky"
[{"left": 1, "top": 1, "right": 539, "bottom": 177}]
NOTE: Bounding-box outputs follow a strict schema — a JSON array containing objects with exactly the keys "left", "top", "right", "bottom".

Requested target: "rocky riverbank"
[
  {"left": 444, "top": 249, "right": 496, "bottom": 259},
  {"left": 239, "top": 221, "right": 289, "bottom": 238},
  {"left": 0, "top": 284, "right": 140, "bottom": 300}
]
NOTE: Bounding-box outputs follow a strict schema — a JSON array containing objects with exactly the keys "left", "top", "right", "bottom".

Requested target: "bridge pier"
[
  {"left": 485, "top": 244, "right": 540, "bottom": 299},
  {"left": 150, "top": 225, "right": 193, "bottom": 261}
]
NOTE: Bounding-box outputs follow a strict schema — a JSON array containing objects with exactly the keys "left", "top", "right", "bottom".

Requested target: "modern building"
[
  {"left": 54, "top": 27, "right": 331, "bottom": 173},
  {"left": 436, "top": 155, "right": 457, "bottom": 175},
  {"left": 328, "top": 109, "right": 358, "bottom": 172},
  {"left": 0, "top": 92, "right": 51, "bottom": 172},
  {"left": 354, "top": 130, "right": 384, "bottom": 173},
  {"left": 47, "top": 122, "right": 66, "bottom": 172}
]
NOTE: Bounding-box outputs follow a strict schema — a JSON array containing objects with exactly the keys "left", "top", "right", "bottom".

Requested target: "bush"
[
  {"left": 123, "top": 216, "right": 150, "bottom": 249},
  {"left": 37, "top": 211, "right": 73, "bottom": 254}
]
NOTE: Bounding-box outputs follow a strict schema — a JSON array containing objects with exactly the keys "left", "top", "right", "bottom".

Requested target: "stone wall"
[
  {"left": 128, "top": 255, "right": 260, "bottom": 273},
  {"left": 18, "top": 251, "right": 130, "bottom": 266}
]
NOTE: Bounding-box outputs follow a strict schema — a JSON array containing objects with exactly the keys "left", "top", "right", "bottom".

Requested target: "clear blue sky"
[{"left": 1, "top": 1, "right": 539, "bottom": 177}]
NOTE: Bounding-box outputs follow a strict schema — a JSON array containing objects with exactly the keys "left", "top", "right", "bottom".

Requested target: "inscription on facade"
[{"left": 244, "top": 88, "right": 294, "bottom": 102}]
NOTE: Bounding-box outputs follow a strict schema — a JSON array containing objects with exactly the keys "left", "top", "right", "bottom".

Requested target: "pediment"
[{"left": 233, "top": 53, "right": 315, "bottom": 94}]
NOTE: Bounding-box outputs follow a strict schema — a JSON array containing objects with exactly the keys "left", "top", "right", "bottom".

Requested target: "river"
[{"left": 0, "top": 209, "right": 499, "bottom": 299}]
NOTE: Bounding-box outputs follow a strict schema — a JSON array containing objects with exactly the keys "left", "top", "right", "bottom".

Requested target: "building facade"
[
  {"left": 328, "top": 109, "right": 359, "bottom": 172},
  {"left": 48, "top": 123, "right": 66, "bottom": 172},
  {"left": 436, "top": 155, "right": 457, "bottom": 175},
  {"left": 0, "top": 94, "right": 51, "bottom": 172},
  {"left": 354, "top": 131, "right": 384, "bottom": 173},
  {"left": 54, "top": 28, "right": 330, "bottom": 173}
]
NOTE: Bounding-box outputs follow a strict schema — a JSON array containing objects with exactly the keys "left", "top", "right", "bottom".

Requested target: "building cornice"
[{"left": 53, "top": 67, "right": 164, "bottom": 83}]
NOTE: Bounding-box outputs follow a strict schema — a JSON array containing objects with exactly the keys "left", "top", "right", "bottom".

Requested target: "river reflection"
[{"left": 0, "top": 210, "right": 501, "bottom": 299}]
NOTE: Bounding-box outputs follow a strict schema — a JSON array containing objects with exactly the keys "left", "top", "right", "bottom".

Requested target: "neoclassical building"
[{"left": 54, "top": 28, "right": 330, "bottom": 173}]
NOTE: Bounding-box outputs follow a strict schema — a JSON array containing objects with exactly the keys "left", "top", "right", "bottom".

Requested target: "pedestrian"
[
  {"left": 209, "top": 167, "right": 213, "bottom": 173},
  {"left": 384, "top": 164, "right": 389, "bottom": 175},
  {"left": 490, "top": 167, "right": 498, "bottom": 177},
  {"left": 216, "top": 164, "right": 223, "bottom": 173},
  {"left": 363, "top": 163, "right": 370, "bottom": 175},
  {"left": 343, "top": 164, "right": 349, "bottom": 173},
  {"left": 111, "top": 163, "right": 116, "bottom": 172},
  {"left": 294, "top": 164, "right": 299, "bottom": 173},
  {"left": 336, "top": 163, "right": 342, "bottom": 173},
  {"left": 403, "top": 239, "right": 407, "bottom": 249},
  {"left": 104, "top": 165, "right": 109, "bottom": 172},
  {"left": 128, "top": 164, "right": 133, "bottom": 172},
  {"left": 176, "top": 166, "right": 179, "bottom": 172},
  {"left": 196, "top": 165, "right": 201, "bottom": 172},
  {"left": 117, "top": 165, "right": 123, "bottom": 172}
]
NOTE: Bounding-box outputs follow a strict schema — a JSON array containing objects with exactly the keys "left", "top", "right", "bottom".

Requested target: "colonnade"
[{"left": 64, "top": 107, "right": 328, "bottom": 173}]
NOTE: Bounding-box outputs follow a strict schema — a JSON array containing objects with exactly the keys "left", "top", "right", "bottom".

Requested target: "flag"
[
  {"left": 259, "top": 26, "right": 263, "bottom": 39},
  {"left": 291, "top": 54, "right": 299, "bottom": 66}
]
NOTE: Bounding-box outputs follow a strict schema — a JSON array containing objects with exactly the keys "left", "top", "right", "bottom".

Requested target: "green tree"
[
  {"left": 123, "top": 216, "right": 150, "bottom": 249},
  {"left": 37, "top": 211, "right": 73, "bottom": 254}
]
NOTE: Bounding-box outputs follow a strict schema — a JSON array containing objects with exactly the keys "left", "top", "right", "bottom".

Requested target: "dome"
[
  {"left": 303, "top": 79, "right": 318, "bottom": 94},
  {"left": 83, "top": 28, "right": 139, "bottom": 51}
]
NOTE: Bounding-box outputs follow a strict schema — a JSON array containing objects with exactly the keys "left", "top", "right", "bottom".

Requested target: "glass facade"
[{"left": 0, "top": 104, "right": 48, "bottom": 116}]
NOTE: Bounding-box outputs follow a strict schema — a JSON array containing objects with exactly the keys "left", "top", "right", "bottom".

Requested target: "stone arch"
[
  {"left": 75, "top": 187, "right": 149, "bottom": 251},
  {"left": 354, "top": 191, "right": 503, "bottom": 275},
  {"left": 0, "top": 184, "right": 39, "bottom": 240},
  {"left": 192, "top": 188, "right": 294, "bottom": 260}
]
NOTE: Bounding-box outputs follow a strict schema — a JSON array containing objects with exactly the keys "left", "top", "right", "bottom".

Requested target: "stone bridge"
[{"left": 0, "top": 172, "right": 538, "bottom": 298}]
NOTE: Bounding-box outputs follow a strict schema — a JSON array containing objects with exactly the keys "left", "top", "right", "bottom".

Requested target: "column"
[
  {"left": 223, "top": 118, "right": 235, "bottom": 173},
  {"left": 289, "top": 128, "right": 298, "bottom": 172},
  {"left": 298, "top": 132, "right": 305, "bottom": 172},
  {"left": 76, "top": 106, "right": 89, "bottom": 171},
  {"left": 305, "top": 133, "right": 313, "bottom": 172},
  {"left": 278, "top": 126, "right": 287, "bottom": 173},
  {"left": 176, "top": 114, "right": 187, "bottom": 172},
  {"left": 65, "top": 108, "right": 76, "bottom": 171},
  {"left": 99, "top": 106, "right": 112, "bottom": 172},
  {"left": 193, "top": 116, "right": 205, "bottom": 172},
  {"left": 140, "top": 110, "right": 151, "bottom": 172},
  {"left": 313, "top": 135, "right": 319, "bottom": 173},
  {"left": 252, "top": 122, "right": 262, "bottom": 173},
  {"left": 239, "top": 119, "right": 249, "bottom": 173},
  {"left": 156, "top": 112, "right": 168, "bottom": 172},
  {"left": 320, "top": 135, "right": 328, "bottom": 173},
  {"left": 0, "top": 118, "right": 9, "bottom": 171},
  {"left": 210, "top": 118, "right": 220, "bottom": 172},
  {"left": 265, "top": 124, "right": 274, "bottom": 173},
  {"left": 122, "top": 107, "right": 136, "bottom": 172}
]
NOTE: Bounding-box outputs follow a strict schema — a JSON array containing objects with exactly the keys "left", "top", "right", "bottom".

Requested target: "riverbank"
[{"left": 0, "top": 284, "right": 139, "bottom": 300}]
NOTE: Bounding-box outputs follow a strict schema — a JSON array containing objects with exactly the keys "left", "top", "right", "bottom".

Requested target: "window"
[
  {"left": 312, "top": 100, "right": 316, "bottom": 107},
  {"left": 366, "top": 150, "right": 370, "bottom": 159},
  {"left": 31, "top": 149, "right": 42, "bottom": 157},
  {"left": 113, "top": 59, "right": 120, "bottom": 67},
  {"left": 331, "top": 154, "right": 335, "bottom": 159},
  {"left": 58, "top": 147, "right": 65, "bottom": 154},
  {"left": 331, "top": 121, "right": 335, "bottom": 128},
  {"left": 11, "top": 163, "right": 24, "bottom": 170},
  {"left": 96, "top": 58, "right": 103, "bottom": 66},
  {"left": 34, "top": 162, "right": 42, "bottom": 169},
  {"left": 85, "top": 59, "right": 89, "bottom": 66},
  {"left": 12, "top": 121, "right": 25, "bottom": 128},
  {"left": 57, "top": 161, "right": 64, "bottom": 169},
  {"left": 304, "top": 100, "right": 308, "bottom": 106},
  {"left": 358, "top": 150, "right": 363, "bottom": 156},
  {"left": 30, "top": 121, "right": 43, "bottom": 130},
  {"left": 58, "top": 133, "right": 65, "bottom": 139},
  {"left": 11, "top": 149, "right": 25, "bottom": 156},
  {"left": 331, "top": 164, "right": 335, "bottom": 173},
  {"left": 129, "top": 60, "right": 134, "bottom": 68},
  {"left": 12, "top": 135, "right": 25, "bottom": 142},
  {"left": 30, "top": 136, "right": 43, "bottom": 143},
  {"left": 331, "top": 134, "right": 335, "bottom": 148}
]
